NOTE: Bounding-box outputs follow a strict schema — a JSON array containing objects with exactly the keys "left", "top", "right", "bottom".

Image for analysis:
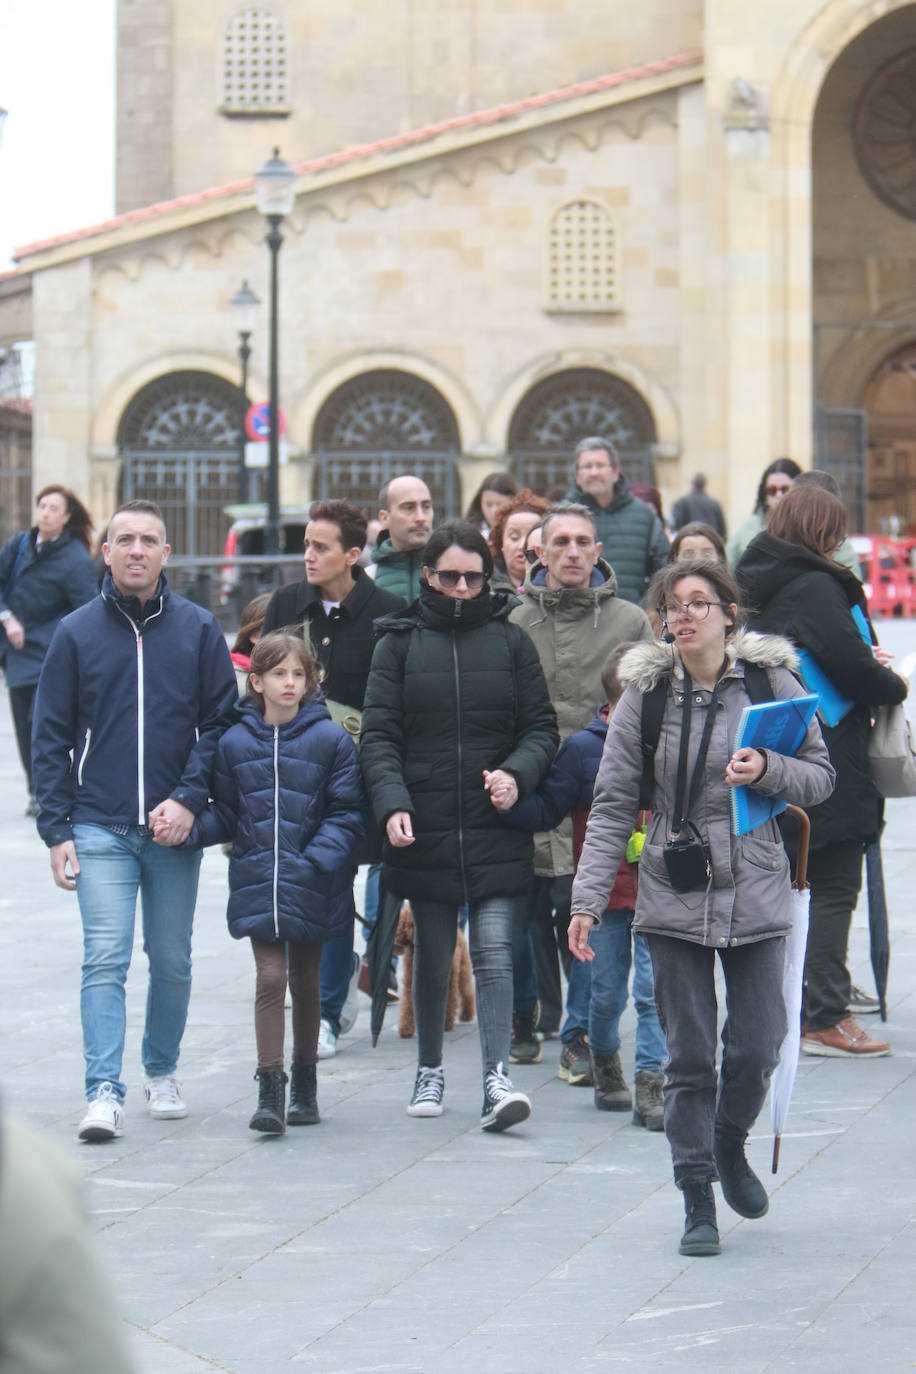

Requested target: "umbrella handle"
[{"left": 785, "top": 804, "right": 811, "bottom": 891}]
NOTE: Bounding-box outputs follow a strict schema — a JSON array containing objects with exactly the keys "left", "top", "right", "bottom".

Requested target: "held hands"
[
  {"left": 149, "top": 799, "right": 195, "bottom": 846},
  {"left": 3, "top": 613, "right": 24, "bottom": 650},
  {"left": 50, "top": 840, "right": 80, "bottom": 891},
  {"left": 386, "top": 811, "right": 415, "bottom": 847},
  {"left": 725, "top": 746, "right": 765, "bottom": 788},
  {"left": 568, "top": 914, "right": 596, "bottom": 963},
  {"left": 482, "top": 769, "right": 518, "bottom": 811}
]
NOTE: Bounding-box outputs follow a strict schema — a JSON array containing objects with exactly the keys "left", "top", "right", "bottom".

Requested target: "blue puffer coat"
[{"left": 190, "top": 697, "right": 367, "bottom": 945}]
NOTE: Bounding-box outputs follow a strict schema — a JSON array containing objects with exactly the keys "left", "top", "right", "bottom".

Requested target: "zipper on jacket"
[
  {"left": 272, "top": 726, "right": 280, "bottom": 938},
  {"left": 451, "top": 632, "right": 470, "bottom": 906},
  {"left": 112, "top": 597, "right": 164, "bottom": 827},
  {"left": 76, "top": 728, "right": 92, "bottom": 787}
]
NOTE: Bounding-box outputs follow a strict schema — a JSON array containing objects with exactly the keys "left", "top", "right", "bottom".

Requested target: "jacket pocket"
[
  {"left": 76, "top": 728, "right": 92, "bottom": 787},
  {"left": 739, "top": 833, "right": 788, "bottom": 873}
]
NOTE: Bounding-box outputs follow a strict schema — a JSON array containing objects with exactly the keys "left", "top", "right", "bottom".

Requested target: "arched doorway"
[
  {"left": 507, "top": 368, "right": 656, "bottom": 496},
  {"left": 863, "top": 343, "right": 916, "bottom": 534},
  {"left": 312, "top": 369, "right": 459, "bottom": 515},
  {"left": 812, "top": 5, "right": 916, "bottom": 532},
  {"left": 118, "top": 370, "right": 249, "bottom": 555}
]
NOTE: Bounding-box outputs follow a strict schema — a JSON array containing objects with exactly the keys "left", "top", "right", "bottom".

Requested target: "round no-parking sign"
[{"left": 245, "top": 402, "right": 286, "bottom": 441}]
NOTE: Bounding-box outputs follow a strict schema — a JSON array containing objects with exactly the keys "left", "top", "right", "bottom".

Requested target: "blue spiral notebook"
[{"left": 730, "top": 693, "right": 820, "bottom": 836}]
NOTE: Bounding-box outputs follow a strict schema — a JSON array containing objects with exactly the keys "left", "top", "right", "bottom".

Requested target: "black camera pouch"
[{"left": 662, "top": 825, "right": 712, "bottom": 892}]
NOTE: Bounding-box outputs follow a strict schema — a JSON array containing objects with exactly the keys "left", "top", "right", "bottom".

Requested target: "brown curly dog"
[{"left": 393, "top": 903, "right": 476, "bottom": 1038}]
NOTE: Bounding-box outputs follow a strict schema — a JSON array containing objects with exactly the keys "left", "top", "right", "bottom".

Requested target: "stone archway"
[{"left": 862, "top": 342, "right": 916, "bottom": 535}]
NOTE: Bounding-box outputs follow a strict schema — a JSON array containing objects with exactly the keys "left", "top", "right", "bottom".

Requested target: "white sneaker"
[
  {"left": 144, "top": 1075, "right": 188, "bottom": 1119},
  {"left": 317, "top": 1018, "right": 337, "bottom": 1059},
  {"left": 78, "top": 1083, "right": 125, "bottom": 1142},
  {"left": 338, "top": 953, "right": 362, "bottom": 1035}
]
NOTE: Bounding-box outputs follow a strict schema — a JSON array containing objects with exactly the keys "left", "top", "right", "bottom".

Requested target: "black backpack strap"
[
  {"left": 743, "top": 662, "right": 774, "bottom": 705},
  {"left": 638, "top": 680, "right": 667, "bottom": 809}
]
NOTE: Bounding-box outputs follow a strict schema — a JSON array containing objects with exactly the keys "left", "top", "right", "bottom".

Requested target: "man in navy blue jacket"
[{"left": 32, "top": 500, "right": 237, "bottom": 1143}]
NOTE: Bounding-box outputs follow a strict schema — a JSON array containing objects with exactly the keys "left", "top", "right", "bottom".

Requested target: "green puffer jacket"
[
  {"left": 509, "top": 558, "right": 654, "bottom": 874},
  {"left": 564, "top": 474, "right": 669, "bottom": 604},
  {"left": 369, "top": 533, "right": 425, "bottom": 603},
  {"left": 360, "top": 583, "right": 559, "bottom": 904}
]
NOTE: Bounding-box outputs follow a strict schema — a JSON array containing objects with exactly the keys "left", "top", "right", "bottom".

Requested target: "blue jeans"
[
  {"left": 561, "top": 909, "right": 666, "bottom": 1074},
  {"left": 73, "top": 824, "right": 202, "bottom": 1101},
  {"left": 319, "top": 933, "right": 357, "bottom": 1035},
  {"left": 411, "top": 895, "right": 518, "bottom": 1073}
]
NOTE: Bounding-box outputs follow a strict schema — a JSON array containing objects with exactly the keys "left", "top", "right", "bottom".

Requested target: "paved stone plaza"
[{"left": 2, "top": 628, "right": 916, "bottom": 1373}]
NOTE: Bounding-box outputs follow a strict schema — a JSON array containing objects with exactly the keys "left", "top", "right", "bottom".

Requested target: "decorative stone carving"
[{"left": 854, "top": 50, "right": 916, "bottom": 222}]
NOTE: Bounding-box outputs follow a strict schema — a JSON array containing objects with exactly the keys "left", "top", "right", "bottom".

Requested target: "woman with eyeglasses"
[
  {"left": 725, "top": 457, "right": 801, "bottom": 568},
  {"left": 570, "top": 558, "right": 834, "bottom": 1256},
  {"left": 737, "top": 485, "right": 908, "bottom": 1058},
  {"left": 360, "top": 521, "right": 558, "bottom": 1129}
]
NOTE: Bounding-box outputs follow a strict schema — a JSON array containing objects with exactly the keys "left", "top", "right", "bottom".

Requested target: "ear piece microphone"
[{"left": 661, "top": 622, "right": 676, "bottom": 645}]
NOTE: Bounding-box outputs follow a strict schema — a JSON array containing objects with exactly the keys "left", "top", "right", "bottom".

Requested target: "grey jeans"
[
  {"left": 411, "top": 896, "right": 518, "bottom": 1074},
  {"left": 645, "top": 932, "right": 787, "bottom": 1187}
]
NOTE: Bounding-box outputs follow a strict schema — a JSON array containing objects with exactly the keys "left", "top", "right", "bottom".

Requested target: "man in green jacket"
[
  {"left": 369, "top": 475, "right": 434, "bottom": 602},
  {"left": 566, "top": 437, "right": 669, "bottom": 604}
]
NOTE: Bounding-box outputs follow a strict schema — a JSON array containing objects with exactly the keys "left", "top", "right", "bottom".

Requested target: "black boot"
[
  {"left": 714, "top": 1123, "right": 768, "bottom": 1218},
  {"left": 287, "top": 1061, "right": 320, "bottom": 1126},
  {"left": 679, "top": 1180, "right": 721, "bottom": 1256},
  {"left": 249, "top": 1069, "right": 287, "bottom": 1134}
]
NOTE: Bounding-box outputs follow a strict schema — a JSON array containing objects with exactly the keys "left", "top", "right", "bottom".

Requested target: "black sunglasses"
[{"left": 430, "top": 568, "right": 487, "bottom": 590}]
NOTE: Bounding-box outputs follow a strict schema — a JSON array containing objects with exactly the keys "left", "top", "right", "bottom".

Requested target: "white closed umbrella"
[{"left": 770, "top": 804, "right": 811, "bottom": 1174}]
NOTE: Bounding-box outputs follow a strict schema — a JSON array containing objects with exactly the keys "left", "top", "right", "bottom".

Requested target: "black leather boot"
[
  {"left": 679, "top": 1180, "right": 721, "bottom": 1256},
  {"left": 287, "top": 1061, "right": 319, "bottom": 1126},
  {"left": 714, "top": 1123, "right": 768, "bottom": 1218},
  {"left": 249, "top": 1068, "right": 287, "bottom": 1134}
]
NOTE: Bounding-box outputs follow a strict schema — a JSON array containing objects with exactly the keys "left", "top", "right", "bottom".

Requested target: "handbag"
[{"left": 868, "top": 702, "right": 916, "bottom": 798}]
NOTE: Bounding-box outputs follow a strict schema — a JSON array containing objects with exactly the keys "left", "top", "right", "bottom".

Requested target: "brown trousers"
[{"left": 251, "top": 938, "right": 322, "bottom": 1070}]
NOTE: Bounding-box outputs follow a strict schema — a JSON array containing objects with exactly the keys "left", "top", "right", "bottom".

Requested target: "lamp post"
[
  {"left": 230, "top": 279, "right": 260, "bottom": 501},
  {"left": 253, "top": 148, "right": 296, "bottom": 558}
]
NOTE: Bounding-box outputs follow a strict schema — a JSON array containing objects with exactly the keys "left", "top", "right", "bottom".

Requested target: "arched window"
[
  {"left": 509, "top": 368, "right": 655, "bottom": 493},
  {"left": 118, "top": 371, "right": 249, "bottom": 556},
  {"left": 546, "top": 199, "right": 620, "bottom": 313},
  {"left": 312, "top": 369, "right": 459, "bottom": 515},
  {"left": 221, "top": 8, "right": 290, "bottom": 116}
]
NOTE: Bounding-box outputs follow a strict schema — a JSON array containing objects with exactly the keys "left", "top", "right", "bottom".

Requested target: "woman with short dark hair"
[
  {"left": 361, "top": 520, "right": 558, "bottom": 1130},
  {"left": 725, "top": 458, "right": 802, "bottom": 567}
]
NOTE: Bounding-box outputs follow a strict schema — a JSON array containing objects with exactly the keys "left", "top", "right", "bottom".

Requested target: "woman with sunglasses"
[
  {"left": 570, "top": 559, "right": 834, "bottom": 1256},
  {"left": 725, "top": 457, "right": 801, "bottom": 568},
  {"left": 361, "top": 521, "right": 558, "bottom": 1129}
]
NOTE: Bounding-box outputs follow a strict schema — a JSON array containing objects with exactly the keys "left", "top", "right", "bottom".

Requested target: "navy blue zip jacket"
[
  {"left": 507, "top": 710, "right": 608, "bottom": 834},
  {"left": 32, "top": 572, "right": 238, "bottom": 847},
  {"left": 189, "top": 697, "right": 367, "bottom": 944}
]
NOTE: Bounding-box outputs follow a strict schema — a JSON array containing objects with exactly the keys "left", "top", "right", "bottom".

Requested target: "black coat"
[
  {"left": 360, "top": 583, "right": 559, "bottom": 903},
  {"left": 737, "top": 531, "right": 908, "bottom": 850},
  {"left": 262, "top": 567, "right": 406, "bottom": 709},
  {"left": 0, "top": 529, "right": 97, "bottom": 687}
]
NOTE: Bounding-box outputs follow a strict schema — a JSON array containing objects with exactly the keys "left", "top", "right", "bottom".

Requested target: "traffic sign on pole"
[{"left": 245, "top": 402, "right": 286, "bottom": 441}]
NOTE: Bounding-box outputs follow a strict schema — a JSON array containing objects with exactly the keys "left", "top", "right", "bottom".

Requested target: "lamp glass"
[
  {"left": 254, "top": 148, "right": 296, "bottom": 218},
  {"left": 230, "top": 280, "right": 260, "bottom": 334}
]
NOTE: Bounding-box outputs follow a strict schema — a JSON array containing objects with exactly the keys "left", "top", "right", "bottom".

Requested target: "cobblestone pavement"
[{"left": 2, "top": 622, "right": 916, "bottom": 1373}]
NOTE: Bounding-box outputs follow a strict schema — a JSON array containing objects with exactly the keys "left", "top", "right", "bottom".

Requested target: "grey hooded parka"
[{"left": 571, "top": 630, "right": 835, "bottom": 948}]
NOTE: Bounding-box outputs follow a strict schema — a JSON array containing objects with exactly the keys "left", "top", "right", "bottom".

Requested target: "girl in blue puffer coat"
[{"left": 188, "top": 631, "right": 366, "bottom": 1135}]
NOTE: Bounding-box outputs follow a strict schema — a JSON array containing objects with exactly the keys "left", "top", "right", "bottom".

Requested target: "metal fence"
[
  {"left": 316, "top": 449, "right": 458, "bottom": 518},
  {"left": 121, "top": 449, "right": 250, "bottom": 556},
  {"left": 511, "top": 446, "right": 655, "bottom": 497},
  {"left": 166, "top": 555, "right": 306, "bottom": 631},
  {"left": 814, "top": 407, "right": 868, "bottom": 531}
]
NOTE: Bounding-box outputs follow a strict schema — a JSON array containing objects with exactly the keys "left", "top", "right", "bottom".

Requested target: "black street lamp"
[
  {"left": 230, "top": 279, "right": 260, "bottom": 502},
  {"left": 253, "top": 148, "right": 297, "bottom": 558}
]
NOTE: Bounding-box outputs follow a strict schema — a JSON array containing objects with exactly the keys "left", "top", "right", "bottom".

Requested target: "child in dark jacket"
[
  {"left": 503, "top": 643, "right": 666, "bottom": 1127},
  {"left": 188, "top": 632, "right": 366, "bottom": 1134}
]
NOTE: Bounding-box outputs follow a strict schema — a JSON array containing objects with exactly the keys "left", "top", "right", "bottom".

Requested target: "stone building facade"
[{"left": 1, "top": 0, "right": 916, "bottom": 551}]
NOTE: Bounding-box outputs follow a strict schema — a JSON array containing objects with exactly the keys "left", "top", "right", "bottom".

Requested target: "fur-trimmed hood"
[{"left": 618, "top": 628, "right": 799, "bottom": 695}]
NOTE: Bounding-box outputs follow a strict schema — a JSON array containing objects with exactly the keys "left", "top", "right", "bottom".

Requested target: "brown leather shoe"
[{"left": 801, "top": 1016, "right": 891, "bottom": 1058}]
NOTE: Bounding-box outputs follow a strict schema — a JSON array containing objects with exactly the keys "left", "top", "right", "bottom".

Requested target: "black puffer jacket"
[
  {"left": 360, "top": 583, "right": 559, "bottom": 903},
  {"left": 737, "top": 531, "right": 908, "bottom": 850}
]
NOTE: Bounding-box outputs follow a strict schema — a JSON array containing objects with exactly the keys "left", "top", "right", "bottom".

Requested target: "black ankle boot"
[
  {"left": 287, "top": 1061, "right": 319, "bottom": 1126},
  {"left": 714, "top": 1124, "right": 768, "bottom": 1218},
  {"left": 249, "top": 1068, "right": 287, "bottom": 1134},
  {"left": 679, "top": 1180, "right": 721, "bottom": 1256}
]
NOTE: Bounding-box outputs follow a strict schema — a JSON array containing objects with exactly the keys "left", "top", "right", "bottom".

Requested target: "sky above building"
[{"left": 0, "top": 0, "right": 115, "bottom": 272}]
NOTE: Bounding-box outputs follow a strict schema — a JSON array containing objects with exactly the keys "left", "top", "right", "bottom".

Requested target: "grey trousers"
[{"left": 645, "top": 932, "right": 787, "bottom": 1187}]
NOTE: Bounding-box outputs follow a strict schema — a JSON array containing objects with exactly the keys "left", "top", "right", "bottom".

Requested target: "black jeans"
[
  {"left": 803, "top": 842, "right": 864, "bottom": 1031},
  {"left": 646, "top": 933, "right": 787, "bottom": 1187},
  {"left": 8, "top": 682, "right": 36, "bottom": 791}
]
